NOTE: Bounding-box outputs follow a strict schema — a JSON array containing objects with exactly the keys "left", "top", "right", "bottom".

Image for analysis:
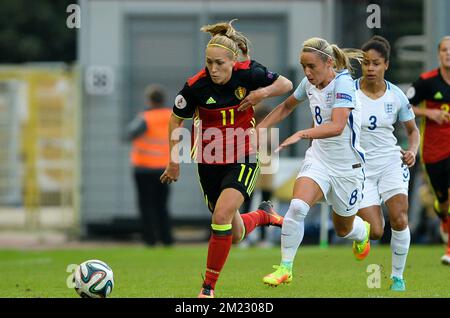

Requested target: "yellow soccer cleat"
[
  {"left": 352, "top": 221, "right": 371, "bottom": 261},
  {"left": 262, "top": 265, "right": 292, "bottom": 287}
]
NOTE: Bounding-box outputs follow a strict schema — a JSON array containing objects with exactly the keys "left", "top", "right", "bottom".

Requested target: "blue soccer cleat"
[{"left": 389, "top": 276, "right": 406, "bottom": 291}]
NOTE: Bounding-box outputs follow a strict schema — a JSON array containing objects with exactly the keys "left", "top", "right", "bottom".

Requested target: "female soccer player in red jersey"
[
  {"left": 160, "top": 20, "right": 293, "bottom": 297},
  {"left": 407, "top": 36, "right": 450, "bottom": 265}
]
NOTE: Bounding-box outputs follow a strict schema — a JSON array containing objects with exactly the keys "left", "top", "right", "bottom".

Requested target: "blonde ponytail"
[
  {"left": 303, "top": 37, "right": 363, "bottom": 73},
  {"left": 330, "top": 45, "right": 363, "bottom": 73}
]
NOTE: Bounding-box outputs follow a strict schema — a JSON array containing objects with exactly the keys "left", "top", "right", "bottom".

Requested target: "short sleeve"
[
  {"left": 172, "top": 83, "right": 197, "bottom": 119},
  {"left": 293, "top": 77, "right": 308, "bottom": 101},
  {"left": 249, "top": 61, "right": 279, "bottom": 88},
  {"left": 334, "top": 73, "right": 355, "bottom": 109},
  {"left": 406, "top": 77, "right": 426, "bottom": 106},
  {"left": 393, "top": 85, "right": 415, "bottom": 122}
]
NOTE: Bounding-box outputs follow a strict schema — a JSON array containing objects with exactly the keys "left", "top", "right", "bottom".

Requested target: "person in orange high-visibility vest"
[{"left": 127, "top": 84, "right": 173, "bottom": 246}]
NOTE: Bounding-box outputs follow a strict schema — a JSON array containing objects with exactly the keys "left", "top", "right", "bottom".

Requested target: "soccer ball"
[{"left": 73, "top": 259, "right": 114, "bottom": 298}]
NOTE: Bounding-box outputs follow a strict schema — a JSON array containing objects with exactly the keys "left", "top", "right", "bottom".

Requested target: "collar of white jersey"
[
  {"left": 309, "top": 69, "right": 350, "bottom": 92},
  {"left": 335, "top": 69, "right": 349, "bottom": 79}
]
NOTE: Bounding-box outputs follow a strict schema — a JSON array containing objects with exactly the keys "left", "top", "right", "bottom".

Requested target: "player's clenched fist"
[{"left": 160, "top": 163, "right": 179, "bottom": 184}]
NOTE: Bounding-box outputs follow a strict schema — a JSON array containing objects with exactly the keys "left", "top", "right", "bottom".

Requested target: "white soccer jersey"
[
  {"left": 355, "top": 79, "right": 415, "bottom": 176},
  {"left": 293, "top": 70, "right": 365, "bottom": 177}
]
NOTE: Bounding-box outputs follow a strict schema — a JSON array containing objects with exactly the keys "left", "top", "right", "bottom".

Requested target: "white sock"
[
  {"left": 281, "top": 199, "right": 310, "bottom": 266},
  {"left": 343, "top": 215, "right": 367, "bottom": 242},
  {"left": 391, "top": 227, "right": 410, "bottom": 279}
]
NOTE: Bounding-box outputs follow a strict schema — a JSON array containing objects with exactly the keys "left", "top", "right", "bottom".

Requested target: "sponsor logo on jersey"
[
  {"left": 175, "top": 95, "right": 187, "bottom": 109},
  {"left": 434, "top": 91, "right": 443, "bottom": 100},
  {"left": 336, "top": 92, "right": 352, "bottom": 102},
  {"left": 234, "top": 86, "right": 246, "bottom": 100},
  {"left": 206, "top": 97, "right": 216, "bottom": 104}
]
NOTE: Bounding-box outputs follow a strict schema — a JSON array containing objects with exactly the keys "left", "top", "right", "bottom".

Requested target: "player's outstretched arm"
[
  {"left": 238, "top": 75, "right": 293, "bottom": 111},
  {"left": 299, "top": 107, "right": 350, "bottom": 139},
  {"left": 257, "top": 94, "right": 300, "bottom": 130},
  {"left": 160, "top": 114, "right": 184, "bottom": 184},
  {"left": 275, "top": 107, "right": 350, "bottom": 153}
]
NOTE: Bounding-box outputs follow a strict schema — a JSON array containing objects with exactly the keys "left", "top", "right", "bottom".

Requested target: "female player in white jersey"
[
  {"left": 257, "top": 37, "right": 370, "bottom": 286},
  {"left": 355, "top": 36, "right": 419, "bottom": 291}
]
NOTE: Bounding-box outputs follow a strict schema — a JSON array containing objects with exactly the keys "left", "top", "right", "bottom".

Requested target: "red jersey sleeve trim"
[
  {"left": 233, "top": 60, "right": 251, "bottom": 71},
  {"left": 420, "top": 68, "right": 439, "bottom": 80},
  {"left": 187, "top": 69, "right": 207, "bottom": 87}
]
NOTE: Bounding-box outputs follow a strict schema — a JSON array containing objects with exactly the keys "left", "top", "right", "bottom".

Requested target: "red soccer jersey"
[
  {"left": 193, "top": 103, "right": 255, "bottom": 164},
  {"left": 173, "top": 60, "right": 279, "bottom": 164},
  {"left": 408, "top": 68, "right": 450, "bottom": 164}
]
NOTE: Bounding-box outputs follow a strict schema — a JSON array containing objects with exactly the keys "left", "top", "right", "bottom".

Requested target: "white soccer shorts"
[
  {"left": 359, "top": 161, "right": 410, "bottom": 209},
  {"left": 297, "top": 159, "right": 365, "bottom": 217}
]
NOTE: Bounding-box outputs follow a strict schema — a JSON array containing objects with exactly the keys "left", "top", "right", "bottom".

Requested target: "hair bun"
[
  {"left": 370, "top": 35, "right": 391, "bottom": 51},
  {"left": 200, "top": 20, "right": 236, "bottom": 38}
]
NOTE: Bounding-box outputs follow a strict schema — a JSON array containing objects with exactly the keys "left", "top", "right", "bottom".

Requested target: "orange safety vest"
[{"left": 131, "top": 108, "right": 172, "bottom": 169}]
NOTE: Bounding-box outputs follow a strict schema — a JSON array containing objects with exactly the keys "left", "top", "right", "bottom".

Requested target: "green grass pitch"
[{"left": 0, "top": 244, "right": 448, "bottom": 298}]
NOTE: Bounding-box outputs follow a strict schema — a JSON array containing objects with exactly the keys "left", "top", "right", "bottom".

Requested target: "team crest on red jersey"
[{"left": 234, "top": 86, "right": 246, "bottom": 100}]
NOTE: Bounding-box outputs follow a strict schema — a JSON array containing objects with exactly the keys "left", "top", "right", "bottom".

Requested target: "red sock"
[
  {"left": 204, "top": 230, "right": 233, "bottom": 290},
  {"left": 241, "top": 210, "right": 270, "bottom": 237}
]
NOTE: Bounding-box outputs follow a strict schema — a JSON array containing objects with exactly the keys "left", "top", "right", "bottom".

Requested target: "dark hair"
[
  {"left": 145, "top": 84, "right": 166, "bottom": 105},
  {"left": 361, "top": 35, "right": 391, "bottom": 61}
]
